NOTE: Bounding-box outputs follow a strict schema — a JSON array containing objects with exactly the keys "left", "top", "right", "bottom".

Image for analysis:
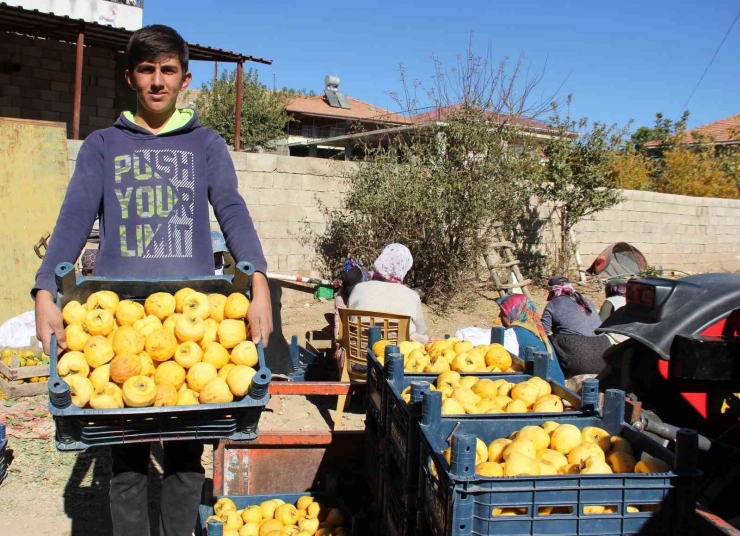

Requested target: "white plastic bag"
[
  {"left": 454, "top": 326, "right": 520, "bottom": 357},
  {"left": 0, "top": 311, "right": 37, "bottom": 348}
]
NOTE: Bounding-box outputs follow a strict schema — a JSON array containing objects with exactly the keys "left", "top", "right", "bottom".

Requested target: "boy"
[{"left": 32, "top": 25, "right": 272, "bottom": 536}]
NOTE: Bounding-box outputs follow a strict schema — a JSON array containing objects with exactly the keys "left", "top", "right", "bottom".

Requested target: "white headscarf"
[{"left": 373, "top": 244, "right": 413, "bottom": 284}]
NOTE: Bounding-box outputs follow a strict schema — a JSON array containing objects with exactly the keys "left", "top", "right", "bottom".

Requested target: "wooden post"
[
  {"left": 234, "top": 60, "right": 243, "bottom": 151},
  {"left": 72, "top": 28, "right": 85, "bottom": 140}
]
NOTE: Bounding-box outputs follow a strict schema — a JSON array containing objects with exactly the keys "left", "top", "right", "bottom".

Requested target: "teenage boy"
[{"left": 32, "top": 25, "right": 272, "bottom": 536}]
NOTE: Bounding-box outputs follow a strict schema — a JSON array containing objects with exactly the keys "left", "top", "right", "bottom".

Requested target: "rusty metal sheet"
[
  {"left": 696, "top": 506, "right": 740, "bottom": 536},
  {"left": 215, "top": 431, "right": 365, "bottom": 496},
  {"left": 0, "top": 118, "right": 69, "bottom": 322},
  {"left": 269, "top": 381, "right": 367, "bottom": 396}
]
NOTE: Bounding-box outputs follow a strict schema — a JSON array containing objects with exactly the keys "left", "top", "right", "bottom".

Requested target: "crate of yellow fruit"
[
  {"left": 199, "top": 493, "right": 354, "bottom": 536},
  {"left": 0, "top": 340, "right": 51, "bottom": 398},
  {"left": 380, "top": 352, "right": 598, "bottom": 536},
  {"left": 46, "top": 262, "right": 271, "bottom": 452},
  {"left": 416, "top": 389, "right": 701, "bottom": 536}
]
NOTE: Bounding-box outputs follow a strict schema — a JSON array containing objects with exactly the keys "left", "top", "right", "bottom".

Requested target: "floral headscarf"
[
  {"left": 547, "top": 275, "right": 592, "bottom": 315},
  {"left": 373, "top": 244, "right": 413, "bottom": 284},
  {"left": 497, "top": 294, "right": 553, "bottom": 356}
]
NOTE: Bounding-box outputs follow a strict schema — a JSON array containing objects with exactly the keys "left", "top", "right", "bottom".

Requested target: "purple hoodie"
[{"left": 33, "top": 112, "right": 267, "bottom": 296}]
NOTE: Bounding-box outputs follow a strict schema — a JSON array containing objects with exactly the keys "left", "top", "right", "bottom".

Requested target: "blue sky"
[{"left": 144, "top": 0, "right": 739, "bottom": 131}]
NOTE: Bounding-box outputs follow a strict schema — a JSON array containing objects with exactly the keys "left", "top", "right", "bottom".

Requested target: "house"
[
  {"left": 277, "top": 75, "right": 413, "bottom": 158},
  {"left": 645, "top": 113, "right": 740, "bottom": 153},
  {"left": 0, "top": 1, "right": 270, "bottom": 144}
]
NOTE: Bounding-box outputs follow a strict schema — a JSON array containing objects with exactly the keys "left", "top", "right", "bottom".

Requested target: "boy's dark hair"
[{"left": 126, "top": 25, "right": 189, "bottom": 73}]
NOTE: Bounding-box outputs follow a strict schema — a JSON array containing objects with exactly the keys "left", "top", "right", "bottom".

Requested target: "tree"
[
  {"left": 195, "top": 68, "right": 295, "bottom": 150},
  {"left": 627, "top": 111, "right": 689, "bottom": 153},
  {"left": 538, "top": 102, "right": 625, "bottom": 274},
  {"left": 311, "top": 47, "right": 550, "bottom": 307}
]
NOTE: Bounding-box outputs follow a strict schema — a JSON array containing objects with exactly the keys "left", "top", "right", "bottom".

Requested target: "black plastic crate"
[
  {"left": 47, "top": 262, "right": 272, "bottom": 452},
  {"left": 383, "top": 460, "right": 417, "bottom": 536},
  {"left": 0, "top": 423, "right": 7, "bottom": 485},
  {"left": 418, "top": 389, "right": 701, "bottom": 536},
  {"left": 365, "top": 407, "right": 384, "bottom": 507}
]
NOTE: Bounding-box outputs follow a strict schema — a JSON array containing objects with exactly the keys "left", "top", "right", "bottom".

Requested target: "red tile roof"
[
  {"left": 284, "top": 95, "right": 412, "bottom": 124},
  {"left": 646, "top": 113, "right": 740, "bottom": 147},
  {"left": 412, "top": 104, "right": 554, "bottom": 131}
]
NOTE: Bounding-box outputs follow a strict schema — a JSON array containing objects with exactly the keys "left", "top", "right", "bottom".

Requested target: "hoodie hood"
[{"left": 115, "top": 108, "right": 199, "bottom": 138}]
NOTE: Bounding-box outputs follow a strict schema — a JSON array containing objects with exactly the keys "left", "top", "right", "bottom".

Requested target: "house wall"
[
  {"left": 66, "top": 144, "right": 740, "bottom": 276},
  {"left": 0, "top": 32, "right": 120, "bottom": 139}
]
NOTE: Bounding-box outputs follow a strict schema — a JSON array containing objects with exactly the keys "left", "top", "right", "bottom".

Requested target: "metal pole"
[
  {"left": 214, "top": 61, "right": 218, "bottom": 86},
  {"left": 234, "top": 60, "right": 243, "bottom": 151},
  {"left": 72, "top": 28, "right": 84, "bottom": 140}
]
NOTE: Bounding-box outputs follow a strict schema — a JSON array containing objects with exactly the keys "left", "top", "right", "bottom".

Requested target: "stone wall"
[
  {"left": 0, "top": 32, "right": 119, "bottom": 139},
  {"left": 67, "top": 144, "right": 740, "bottom": 275}
]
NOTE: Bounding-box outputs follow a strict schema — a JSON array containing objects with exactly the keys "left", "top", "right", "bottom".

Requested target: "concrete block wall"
[
  {"left": 67, "top": 144, "right": 740, "bottom": 276},
  {"left": 0, "top": 32, "right": 119, "bottom": 139}
]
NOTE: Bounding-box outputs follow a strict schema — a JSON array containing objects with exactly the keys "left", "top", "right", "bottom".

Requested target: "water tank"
[{"left": 324, "top": 75, "right": 340, "bottom": 90}]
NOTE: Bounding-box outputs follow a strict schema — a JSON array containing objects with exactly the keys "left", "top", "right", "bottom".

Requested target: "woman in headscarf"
[
  {"left": 599, "top": 276, "right": 628, "bottom": 322},
  {"left": 497, "top": 294, "right": 565, "bottom": 385},
  {"left": 541, "top": 275, "right": 611, "bottom": 376},
  {"left": 334, "top": 259, "right": 371, "bottom": 340},
  {"left": 347, "top": 244, "right": 429, "bottom": 344}
]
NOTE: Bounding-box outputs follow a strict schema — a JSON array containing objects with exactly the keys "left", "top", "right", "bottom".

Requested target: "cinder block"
[
  {"left": 246, "top": 153, "right": 277, "bottom": 172},
  {"left": 273, "top": 240, "right": 292, "bottom": 255},
  {"left": 231, "top": 152, "right": 249, "bottom": 171},
  {"left": 237, "top": 171, "right": 273, "bottom": 190},
  {"left": 287, "top": 189, "right": 314, "bottom": 207},
  {"left": 276, "top": 155, "right": 307, "bottom": 174},
  {"left": 260, "top": 189, "right": 291, "bottom": 207},
  {"left": 272, "top": 172, "right": 303, "bottom": 190},
  {"left": 96, "top": 97, "right": 114, "bottom": 108}
]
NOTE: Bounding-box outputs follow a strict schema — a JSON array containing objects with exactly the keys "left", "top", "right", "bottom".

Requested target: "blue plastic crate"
[
  {"left": 47, "top": 262, "right": 272, "bottom": 452},
  {"left": 418, "top": 389, "right": 701, "bottom": 536},
  {"left": 287, "top": 336, "right": 324, "bottom": 381},
  {"left": 383, "top": 463, "right": 417, "bottom": 536},
  {"left": 382, "top": 352, "right": 598, "bottom": 536},
  {"left": 0, "top": 423, "right": 7, "bottom": 485},
  {"left": 199, "top": 492, "right": 350, "bottom": 535}
]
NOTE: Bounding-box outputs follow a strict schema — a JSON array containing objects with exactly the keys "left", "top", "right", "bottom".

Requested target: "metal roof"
[{"left": 0, "top": 2, "right": 272, "bottom": 64}]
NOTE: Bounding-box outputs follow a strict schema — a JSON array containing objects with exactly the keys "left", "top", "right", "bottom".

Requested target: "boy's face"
[{"left": 125, "top": 56, "right": 192, "bottom": 117}]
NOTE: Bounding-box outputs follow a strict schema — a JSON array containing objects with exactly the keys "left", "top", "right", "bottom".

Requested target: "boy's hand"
[
  {"left": 248, "top": 272, "right": 273, "bottom": 347},
  {"left": 35, "top": 290, "right": 67, "bottom": 355}
]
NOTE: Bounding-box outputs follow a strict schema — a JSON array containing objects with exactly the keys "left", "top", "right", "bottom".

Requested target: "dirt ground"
[{"left": 0, "top": 283, "right": 606, "bottom": 536}]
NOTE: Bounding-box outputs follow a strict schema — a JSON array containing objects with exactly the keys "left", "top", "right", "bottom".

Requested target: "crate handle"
[
  {"left": 248, "top": 341, "right": 271, "bottom": 400},
  {"left": 48, "top": 335, "right": 72, "bottom": 409},
  {"left": 233, "top": 262, "right": 255, "bottom": 295}
]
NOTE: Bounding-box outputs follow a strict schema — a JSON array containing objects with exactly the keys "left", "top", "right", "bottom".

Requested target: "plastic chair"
[{"left": 334, "top": 308, "right": 410, "bottom": 430}]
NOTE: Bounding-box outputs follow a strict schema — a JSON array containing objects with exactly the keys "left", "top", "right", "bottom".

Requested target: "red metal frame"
[{"left": 269, "top": 381, "right": 366, "bottom": 396}]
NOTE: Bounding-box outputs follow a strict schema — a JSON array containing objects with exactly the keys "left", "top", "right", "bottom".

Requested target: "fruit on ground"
[
  {"left": 231, "top": 341, "right": 258, "bottom": 367},
  {"left": 175, "top": 341, "right": 203, "bottom": 368},
  {"left": 154, "top": 361, "right": 186, "bottom": 390},
  {"left": 66, "top": 323, "right": 92, "bottom": 351},
  {"left": 199, "top": 377, "right": 234, "bottom": 404},
  {"left": 227, "top": 365, "right": 257, "bottom": 397},
  {"left": 187, "top": 362, "right": 218, "bottom": 392},
  {"left": 202, "top": 342, "right": 231, "bottom": 369},
  {"left": 112, "top": 325, "right": 146, "bottom": 355},
  {"left": 58, "top": 351, "right": 90, "bottom": 378},
  {"left": 116, "top": 300, "right": 145, "bottom": 326},
  {"left": 145, "top": 329, "right": 178, "bottom": 362},
  {"left": 218, "top": 319, "right": 247, "bottom": 349},
  {"left": 144, "top": 292, "right": 176, "bottom": 321},
  {"left": 122, "top": 375, "right": 157, "bottom": 407},
  {"left": 154, "top": 383, "right": 178, "bottom": 406},
  {"left": 175, "top": 314, "right": 206, "bottom": 342},
  {"left": 225, "top": 293, "right": 250, "bottom": 319},
  {"left": 84, "top": 336, "right": 115, "bottom": 368},
  {"left": 65, "top": 374, "right": 94, "bottom": 408},
  {"left": 109, "top": 353, "right": 142, "bottom": 384}
]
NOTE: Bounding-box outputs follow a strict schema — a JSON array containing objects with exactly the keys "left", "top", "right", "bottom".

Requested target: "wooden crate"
[
  {"left": 0, "top": 374, "right": 48, "bottom": 397},
  {"left": 0, "top": 360, "right": 50, "bottom": 382}
]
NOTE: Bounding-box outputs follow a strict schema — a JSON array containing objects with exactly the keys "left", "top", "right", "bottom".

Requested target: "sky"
[{"left": 144, "top": 0, "right": 740, "bottom": 132}]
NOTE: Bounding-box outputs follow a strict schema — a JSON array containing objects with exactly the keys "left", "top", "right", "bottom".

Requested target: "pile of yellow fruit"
[
  {"left": 439, "top": 421, "right": 670, "bottom": 482},
  {"left": 207, "top": 496, "right": 349, "bottom": 536},
  {"left": 401, "top": 373, "right": 565, "bottom": 415},
  {"left": 372, "top": 338, "right": 522, "bottom": 374},
  {"left": 58, "top": 288, "right": 260, "bottom": 409},
  {"left": 1, "top": 348, "right": 50, "bottom": 383}
]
